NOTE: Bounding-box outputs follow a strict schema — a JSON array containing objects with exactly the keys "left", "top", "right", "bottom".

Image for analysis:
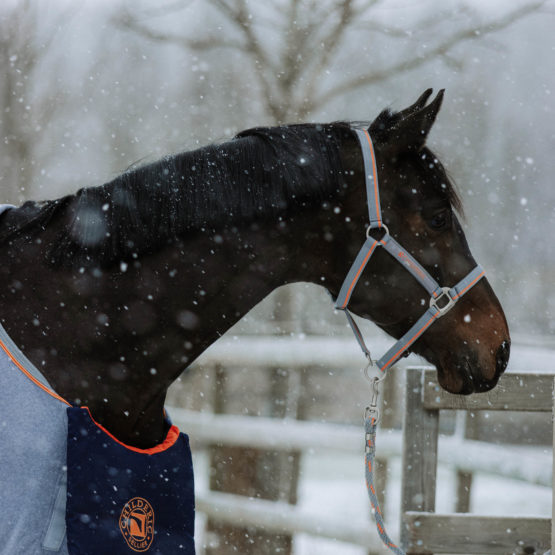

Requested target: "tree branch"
[
  {"left": 114, "top": 11, "right": 246, "bottom": 52},
  {"left": 129, "top": 0, "right": 192, "bottom": 19},
  {"left": 206, "top": 0, "right": 282, "bottom": 121},
  {"left": 352, "top": 0, "right": 382, "bottom": 18},
  {"left": 314, "top": 1, "right": 546, "bottom": 111},
  {"left": 299, "top": 0, "right": 357, "bottom": 116}
]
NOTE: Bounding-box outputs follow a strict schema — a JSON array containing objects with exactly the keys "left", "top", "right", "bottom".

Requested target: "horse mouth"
[{"left": 436, "top": 357, "right": 504, "bottom": 395}]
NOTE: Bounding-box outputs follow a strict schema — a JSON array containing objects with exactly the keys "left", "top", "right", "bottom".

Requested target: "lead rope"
[{"left": 364, "top": 372, "right": 406, "bottom": 555}]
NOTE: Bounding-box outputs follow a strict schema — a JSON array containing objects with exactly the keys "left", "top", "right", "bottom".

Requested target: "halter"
[
  {"left": 334, "top": 128, "right": 485, "bottom": 372},
  {"left": 335, "top": 128, "right": 486, "bottom": 555}
]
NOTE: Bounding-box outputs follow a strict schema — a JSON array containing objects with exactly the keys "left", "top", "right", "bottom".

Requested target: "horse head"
[{"left": 330, "top": 89, "right": 510, "bottom": 394}]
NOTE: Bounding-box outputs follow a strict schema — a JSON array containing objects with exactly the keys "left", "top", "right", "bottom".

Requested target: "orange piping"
[
  {"left": 0, "top": 337, "right": 70, "bottom": 406},
  {"left": 82, "top": 406, "right": 180, "bottom": 455}
]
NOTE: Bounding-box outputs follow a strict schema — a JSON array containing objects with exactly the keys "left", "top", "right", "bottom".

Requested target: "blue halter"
[{"left": 334, "top": 128, "right": 485, "bottom": 372}]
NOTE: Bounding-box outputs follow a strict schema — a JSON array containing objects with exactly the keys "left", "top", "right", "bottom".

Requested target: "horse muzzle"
[{"left": 435, "top": 339, "right": 510, "bottom": 395}]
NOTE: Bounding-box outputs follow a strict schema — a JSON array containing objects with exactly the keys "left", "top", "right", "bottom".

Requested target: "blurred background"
[{"left": 1, "top": 1, "right": 554, "bottom": 553}]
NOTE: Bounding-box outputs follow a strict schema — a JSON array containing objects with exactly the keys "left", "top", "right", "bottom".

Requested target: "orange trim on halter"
[
  {"left": 452, "top": 271, "right": 485, "bottom": 300},
  {"left": 340, "top": 239, "right": 378, "bottom": 309},
  {"left": 0, "top": 336, "right": 71, "bottom": 406},
  {"left": 381, "top": 311, "right": 439, "bottom": 369},
  {"left": 82, "top": 406, "right": 181, "bottom": 455},
  {"left": 362, "top": 130, "right": 382, "bottom": 227}
]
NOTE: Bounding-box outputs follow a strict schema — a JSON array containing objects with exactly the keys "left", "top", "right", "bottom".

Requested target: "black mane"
[
  {"left": 0, "top": 123, "right": 351, "bottom": 268},
  {"left": 0, "top": 113, "right": 462, "bottom": 270}
]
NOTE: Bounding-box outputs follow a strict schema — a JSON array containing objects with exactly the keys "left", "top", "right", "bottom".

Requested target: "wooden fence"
[
  {"left": 401, "top": 367, "right": 553, "bottom": 555},
  {"left": 169, "top": 367, "right": 553, "bottom": 553},
  {"left": 166, "top": 337, "right": 554, "bottom": 553}
]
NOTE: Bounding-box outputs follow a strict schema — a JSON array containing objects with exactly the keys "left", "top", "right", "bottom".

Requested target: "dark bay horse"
[{"left": 0, "top": 89, "right": 510, "bottom": 450}]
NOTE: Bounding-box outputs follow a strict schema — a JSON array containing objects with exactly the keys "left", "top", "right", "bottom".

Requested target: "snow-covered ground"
[{"left": 191, "top": 447, "right": 551, "bottom": 554}]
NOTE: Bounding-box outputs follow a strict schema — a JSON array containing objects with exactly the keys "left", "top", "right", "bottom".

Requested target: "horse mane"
[
  {"left": 0, "top": 113, "right": 462, "bottom": 270},
  {"left": 0, "top": 123, "right": 351, "bottom": 269}
]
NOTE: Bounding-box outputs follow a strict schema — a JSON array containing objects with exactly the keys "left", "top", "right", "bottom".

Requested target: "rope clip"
[{"left": 363, "top": 360, "right": 384, "bottom": 423}]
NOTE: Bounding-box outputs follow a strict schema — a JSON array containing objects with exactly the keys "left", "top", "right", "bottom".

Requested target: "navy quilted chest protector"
[{"left": 66, "top": 407, "right": 195, "bottom": 554}]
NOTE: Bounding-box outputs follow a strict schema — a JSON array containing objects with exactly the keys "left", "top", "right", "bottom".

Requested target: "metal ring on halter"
[
  {"left": 363, "top": 359, "right": 385, "bottom": 385},
  {"left": 366, "top": 223, "right": 389, "bottom": 240}
]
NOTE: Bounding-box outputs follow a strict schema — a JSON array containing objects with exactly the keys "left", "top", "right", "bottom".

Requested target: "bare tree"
[
  {"left": 115, "top": 0, "right": 546, "bottom": 124},
  {"left": 0, "top": 1, "right": 41, "bottom": 203},
  {"left": 0, "top": 1, "right": 76, "bottom": 203}
]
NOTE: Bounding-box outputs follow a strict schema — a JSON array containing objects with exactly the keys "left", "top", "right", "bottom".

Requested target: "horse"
[{"left": 0, "top": 89, "right": 510, "bottom": 553}]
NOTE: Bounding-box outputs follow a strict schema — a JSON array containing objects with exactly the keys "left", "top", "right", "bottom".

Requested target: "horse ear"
[
  {"left": 374, "top": 89, "right": 445, "bottom": 157},
  {"left": 397, "top": 88, "right": 434, "bottom": 119}
]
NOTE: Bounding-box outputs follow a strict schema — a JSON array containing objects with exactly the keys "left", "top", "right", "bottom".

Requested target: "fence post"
[
  {"left": 205, "top": 363, "right": 300, "bottom": 555},
  {"left": 454, "top": 410, "right": 479, "bottom": 513},
  {"left": 400, "top": 367, "right": 439, "bottom": 554}
]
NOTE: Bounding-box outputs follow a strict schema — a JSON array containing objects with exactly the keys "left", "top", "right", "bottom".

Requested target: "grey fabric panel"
[
  {"left": 0, "top": 203, "right": 15, "bottom": 216},
  {"left": 0, "top": 320, "right": 54, "bottom": 389},
  {"left": 0, "top": 322, "right": 69, "bottom": 554},
  {"left": 42, "top": 471, "right": 67, "bottom": 551}
]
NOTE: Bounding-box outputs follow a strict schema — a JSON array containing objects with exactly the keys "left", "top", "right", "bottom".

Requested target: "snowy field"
[{"left": 191, "top": 447, "right": 551, "bottom": 554}]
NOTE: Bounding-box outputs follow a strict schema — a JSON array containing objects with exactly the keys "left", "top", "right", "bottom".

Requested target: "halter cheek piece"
[{"left": 334, "top": 128, "right": 485, "bottom": 371}]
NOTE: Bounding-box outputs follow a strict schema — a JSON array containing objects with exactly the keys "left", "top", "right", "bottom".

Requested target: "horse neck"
[{"left": 0, "top": 198, "right": 333, "bottom": 448}]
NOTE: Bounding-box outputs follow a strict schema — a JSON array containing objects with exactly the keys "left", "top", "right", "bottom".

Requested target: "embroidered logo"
[{"left": 119, "top": 497, "right": 155, "bottom": 552}]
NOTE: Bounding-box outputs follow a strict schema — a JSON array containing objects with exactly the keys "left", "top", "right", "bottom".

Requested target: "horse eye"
[{"left": 429, "top": 210, "right": 449, "bottom": 230}]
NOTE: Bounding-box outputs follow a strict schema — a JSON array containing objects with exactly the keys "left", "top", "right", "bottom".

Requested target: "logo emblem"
[{"left": 119, "top": 497, "right": 155, "bottom": 552}]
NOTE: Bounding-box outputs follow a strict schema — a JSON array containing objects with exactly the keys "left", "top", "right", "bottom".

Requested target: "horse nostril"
[{"left": 496, "top": 340, "right": 510, "bottom": 375}]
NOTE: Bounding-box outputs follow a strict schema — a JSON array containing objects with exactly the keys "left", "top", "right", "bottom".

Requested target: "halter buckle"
[{"left": 429, "top": 287, "right": 456, "bottom": 316}]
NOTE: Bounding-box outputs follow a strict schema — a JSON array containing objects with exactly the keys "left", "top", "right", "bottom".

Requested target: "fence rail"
[
  {"left": 168, "top": 337, "right": 555, "bottom": 553},
  {"left": 169, "top": 406, "right": 552, "bottom": 487},
  {"left": 196, "top": 490, "right": 389, "bottom": 551},
  {"left": 401, "top": 368, "right": 553, "bottom": 555},
  {"left": 188, "top": 334, "right": 555, "bottom": 371},
  {"left": 404, "top": 513, "right": 551, "bottom": 555}
]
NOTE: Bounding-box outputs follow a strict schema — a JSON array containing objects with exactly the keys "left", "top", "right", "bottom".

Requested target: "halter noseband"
[{"left": 334, "top": 128, "right": 485, "bottom": 371}]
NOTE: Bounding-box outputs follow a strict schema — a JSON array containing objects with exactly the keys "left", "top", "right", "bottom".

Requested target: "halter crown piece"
[{"left": 334, "top": 128, "right": 485, "bottom": 372}]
